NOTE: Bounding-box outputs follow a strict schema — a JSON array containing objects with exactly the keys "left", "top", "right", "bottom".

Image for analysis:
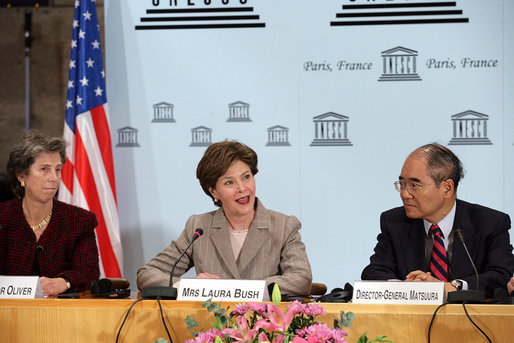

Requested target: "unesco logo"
[
  {"left": 378, "top": 46, "right": 421, "bottom": 82},
  {"left": 151, "top": 101, "right": 176, "bottom": 123},
  {"left": 116, "top": 127, "right": 140, "bottom": 147},
  {"left": 135, "top": 0, "right": 265, "bottom": 31},
  {"left": 266, "top": 126, "right": 290, "bottom": 146},
  {"left": 227, "top": 101, "right": 251, "bottom": 122},
  {"left": 448, "top": 110, "right": 492, "bottom": 146},
  {"left": 190, "top": 126, "right": 213, "bottom": 147},
  {"left": 310, "top": 112, "right": 352, "bottom": 147}
]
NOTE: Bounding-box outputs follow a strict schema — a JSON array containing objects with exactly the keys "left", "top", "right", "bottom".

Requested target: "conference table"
[{"left": 0, "top": 293, "right": 512, "bottom": 342}]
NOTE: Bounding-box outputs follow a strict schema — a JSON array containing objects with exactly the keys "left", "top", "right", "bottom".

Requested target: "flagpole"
[{"left": 24, "top": 11, "right": 32, "bottom": 131}]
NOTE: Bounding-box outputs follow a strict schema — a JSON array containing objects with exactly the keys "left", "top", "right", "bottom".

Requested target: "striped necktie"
[{"left": 429, "top": 224, "right": 449, "bottom": 282}]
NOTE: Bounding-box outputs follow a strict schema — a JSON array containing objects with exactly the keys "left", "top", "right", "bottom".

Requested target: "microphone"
[
  {"left": 91, "top": 278, "right": 130, "bottom": 294},
  {"left": 142, "top": 228, "right": 203, "bottom": 299},
  {"left": 447, "top": 228, "right": 485, "bottom": 304},
  {"left": 91, "top": 278, "right": 131, "bottom": 298}
]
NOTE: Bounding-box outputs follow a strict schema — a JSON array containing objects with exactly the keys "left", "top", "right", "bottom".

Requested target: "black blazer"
[{"left": 361, "top": 199, "right": 514, "bottom": 298}]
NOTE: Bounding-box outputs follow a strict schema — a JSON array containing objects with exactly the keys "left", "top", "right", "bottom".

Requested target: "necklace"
[
  {"left": 229, "top": 226, "right": 249, "bottom": 234},
  {"left": 30, "top": 210, "right": 52, "bottom": 231},
  {"left": 227, "top": 219, "right": 250, "bottom": 233}
]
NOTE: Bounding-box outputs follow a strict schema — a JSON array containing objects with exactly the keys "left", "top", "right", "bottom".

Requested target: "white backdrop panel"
[{"left": 104, "top": 0, "right": 514, "bottom": 291}]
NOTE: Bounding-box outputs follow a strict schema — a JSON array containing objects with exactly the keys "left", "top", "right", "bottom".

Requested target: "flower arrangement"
[{"left": 183, "top": 284, "right": 391, "bottom": 343}]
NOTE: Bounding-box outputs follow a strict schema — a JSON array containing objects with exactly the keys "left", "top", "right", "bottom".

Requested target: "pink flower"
[
  {"left": 249, "top": 301, "right": 268, "bottom": 317},
  {"left": 229, "top": 315, "right": 259, "bottom": 342},
  {"left": 302, "top": 303, "right": 327, "bottom": 317},
  {"left": 185, "top": 330, "right": 220, "bottom": 343},
  {"left": 304, "top": 323, "right": 333, "bottom": 342},
  {"left": 291, "top": 337, "right": 308, "bottom": 343},
  {"left": 255, "top": 302, "right": 304, "bottom": 332},
  {"left": 258, "top": 332, "right": 271, "bottom": 342},
  {"left": 331, "top": 328, "right": 348, "bottom": 343},
  {"left": 296, "top": 327, "right": 308, "bottom": 337},
  {"left": 232, "top": 303, "right": 250, "bottom": 316}
]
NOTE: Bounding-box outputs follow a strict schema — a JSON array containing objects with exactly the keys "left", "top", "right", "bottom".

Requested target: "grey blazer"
[{"left": 137, "top": 199, "right": 312, "bottom": 296}]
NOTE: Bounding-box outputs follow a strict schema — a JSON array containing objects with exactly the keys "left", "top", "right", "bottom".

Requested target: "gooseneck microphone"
[
  {"left": 447, "top": 228, "right": 485, "bottom": 304},
  {"left": 456, "top": 229, "right": 479, "bottom": 290},
  {"left": 142, "top": 228, "right": 203, "bottom": 299}
]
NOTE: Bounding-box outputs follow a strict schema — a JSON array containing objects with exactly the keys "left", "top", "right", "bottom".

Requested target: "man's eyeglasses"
[{"left": 394, "top": 181, "right": 434, "bottom": 194}]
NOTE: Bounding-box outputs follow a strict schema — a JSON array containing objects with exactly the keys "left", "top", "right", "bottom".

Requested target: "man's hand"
[
  {"left": 405, "top": 270, "right": 437, "bottom": 282},
  {"left": 507, "top": 276, "right": 514, "bottom": 295},
  {"left": 405, "top": 270, "right": 457, "bottom": 295}
]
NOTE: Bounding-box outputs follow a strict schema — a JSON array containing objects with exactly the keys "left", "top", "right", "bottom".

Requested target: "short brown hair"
[
  {"left": 196, "top": 140, "right": 258, "bottom": 206},
  {"left": 6, "top": 130, "right": 66, "bottom": 198}
]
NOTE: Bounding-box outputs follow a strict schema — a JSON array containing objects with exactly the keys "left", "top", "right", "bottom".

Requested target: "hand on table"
[{"left": 39, "top": 277, "right": 69, "bottom": 296}]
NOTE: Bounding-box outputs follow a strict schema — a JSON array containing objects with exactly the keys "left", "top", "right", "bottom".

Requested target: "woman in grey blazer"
[{"left": 137, "top": 141, "right": 312, "bottom": 296}]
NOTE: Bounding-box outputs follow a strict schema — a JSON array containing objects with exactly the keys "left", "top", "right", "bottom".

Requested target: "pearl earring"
[{"left": 21, "top": 181, "right": 25, "bottom": 187}]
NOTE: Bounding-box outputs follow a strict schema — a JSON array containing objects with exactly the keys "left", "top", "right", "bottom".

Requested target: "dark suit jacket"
[
  {"left": 137, "top": 199, "right": 312, "bottom": 296},
  {"left": 0, "top": 198, "right": 100, "bottom": 291},
  {"left": 361, "top": 199, "right": 514, "bottom": 298}
]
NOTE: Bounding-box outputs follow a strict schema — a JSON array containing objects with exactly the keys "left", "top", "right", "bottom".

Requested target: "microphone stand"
[
  {"left": 142, "top": 229, "right": 203, "bottom": 299},
  {"left": 447, "top": 229, "right": 485, "bottom": 304}
]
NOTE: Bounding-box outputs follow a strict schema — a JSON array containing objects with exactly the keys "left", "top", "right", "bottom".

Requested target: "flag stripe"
[
  {"left": 61, "top": 159, "right": 75, "bottom": 195},
  {"left": 75, "top": 129, "right": 121, "bottom": 277},
  {"left": 77, "top": 112, "right": 122, "bottom": 266},
  {"left": 90, "top": 105, "right": 118, "bottom": 204}
]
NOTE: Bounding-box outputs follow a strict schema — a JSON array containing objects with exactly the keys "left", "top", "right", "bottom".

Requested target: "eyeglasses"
[{"left": 394, "top": 181, "right": 435, "bottom": 194}]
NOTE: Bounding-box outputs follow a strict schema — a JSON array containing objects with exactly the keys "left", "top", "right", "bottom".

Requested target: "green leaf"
[
  {"left": 336, "top": 310, "right": 354, "bottom": 328},
  {"left": 207, "top": 300, "right": 221, "bottom": 312},
  {"left": 272, "top": 283, "right": 282, "bottom": 306},
  {"left": 370, "top": 335, "right": 392, "bottom": 343},
  {"left": 215, "top": 315, "right": 223, "bottom": 328},
  {"left": 220, "top": 314, "right": 230, "bottom": 325},
  {"left": 185, "top": 315, "right": 199, "bottom": 330},
  {"left": 356, "top": 332, "right": 369, "bottom": 343},
  {"left": 214, "top": 308, "right": 226, "bottom": 317},
  {"left": 202, "top": 299, "right": 212, "bottom": 308},
  {"left": 214, "top": 335, "right": 224, "bottom": 343}
]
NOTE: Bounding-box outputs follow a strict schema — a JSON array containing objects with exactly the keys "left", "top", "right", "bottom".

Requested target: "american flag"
[{"left": 59, "top": 0, "right": 123, "bottom": 278}]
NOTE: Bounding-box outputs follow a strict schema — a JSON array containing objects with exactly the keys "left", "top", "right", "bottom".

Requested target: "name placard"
[
  {"left": 352, "top": 280, "right": 445, "bottom": 305},
  {"left": 0, "top": 276, "right": 44, "bottom": 299},
  {"left": 177, "top": 278, "right": 267, "bottom": 302}
]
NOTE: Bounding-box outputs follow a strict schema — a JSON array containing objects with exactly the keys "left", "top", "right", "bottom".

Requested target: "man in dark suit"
[{"left": 361, "top": 143, "right": 514, "bottom": 298}]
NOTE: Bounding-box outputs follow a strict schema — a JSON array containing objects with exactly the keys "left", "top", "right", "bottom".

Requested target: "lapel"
[
  {"left": 237, "top": 200, "right": 268, "bottom": 274},
  {"left": 209, "top": 208, "right": 241, "bottom": 279},
  {"left": 404, "top": 218, "right": 427, "bottom": 273},
  {"left": 450, "top": 200, "right": 478, "bottom": 278}
]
